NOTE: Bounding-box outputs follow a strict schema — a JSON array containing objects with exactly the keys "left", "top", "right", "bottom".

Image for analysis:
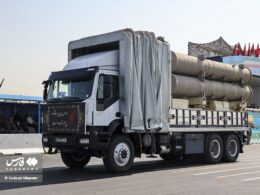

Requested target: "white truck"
[{"left": 42, "top": 29, "right": 251, "bottom": 173}]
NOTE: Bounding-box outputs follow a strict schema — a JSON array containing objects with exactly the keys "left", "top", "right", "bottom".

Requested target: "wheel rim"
[
  {"left": 114, "top": 142, "right": 130, "bottom": 167},
  {"left": 210, "top": 139, "right": 221, "bottom": 159},
  {"left": 228, "top": 139, "right": 238, "bottom": 157}
]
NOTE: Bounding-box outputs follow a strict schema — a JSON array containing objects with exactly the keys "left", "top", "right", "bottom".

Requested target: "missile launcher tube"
[
  {"left": 172, "top": 74, "right": 252, "bottom": 101},
  {"left": 171, "top": 52, "right": 251, "bottom": 85}
]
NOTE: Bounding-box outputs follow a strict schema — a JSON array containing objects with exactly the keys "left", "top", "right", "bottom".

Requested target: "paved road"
[{"left": 1, "top": 145, "right": 260, "bottom": 195}]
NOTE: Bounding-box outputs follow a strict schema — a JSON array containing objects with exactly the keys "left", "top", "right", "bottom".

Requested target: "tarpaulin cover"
[{"left": 121, "top": 30, "right": 170, "bottom": 131}]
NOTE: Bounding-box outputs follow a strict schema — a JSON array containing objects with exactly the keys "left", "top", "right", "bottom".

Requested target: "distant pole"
[
  {"left": 0, "top": 79, "right": 4, "bottom": 88},
  {"left": 38, "top": 102, "right": 41, "bottom": 133}
]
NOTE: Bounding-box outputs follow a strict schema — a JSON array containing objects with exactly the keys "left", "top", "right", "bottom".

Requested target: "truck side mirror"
[{"left": 42, "top": 81, "right": 49, "bottom": 101}]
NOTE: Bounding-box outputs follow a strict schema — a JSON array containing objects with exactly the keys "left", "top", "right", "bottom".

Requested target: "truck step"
[{"left": 146, "top": 154, "right": 158, "bottom": 158}]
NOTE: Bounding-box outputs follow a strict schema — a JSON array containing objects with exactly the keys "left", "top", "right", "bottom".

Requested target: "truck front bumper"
[{"left": 42, "top": 131, "right": 110, "bottom": 154}]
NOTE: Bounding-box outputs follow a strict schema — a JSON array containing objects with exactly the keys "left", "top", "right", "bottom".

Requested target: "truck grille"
[{"left": 43, "top": 103, "right": 85, "bottom": 133}]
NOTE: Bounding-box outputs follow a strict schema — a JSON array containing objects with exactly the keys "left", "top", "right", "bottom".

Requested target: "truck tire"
[
  {"left": 103, "top": 134, "right": 134, "bottom": 173},
  {"left": 61, "top": 152, "right": 91, "bottom": 169},
  {"left": 222, "top": 134, "right": 239, "bottom": 162},
  {"left": 204, "top": 134, "right": 223, "bottom": 164}
]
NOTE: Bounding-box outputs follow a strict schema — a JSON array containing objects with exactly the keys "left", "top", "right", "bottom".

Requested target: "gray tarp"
[{"left": 121, "top": 30, "right": 170, "bottom": 131}]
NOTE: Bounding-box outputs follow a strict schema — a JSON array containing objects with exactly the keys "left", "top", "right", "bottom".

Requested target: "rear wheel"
[
  {"left": 204, "top": 134, "right": 223, "bottom": 164},
  {"left": 61, "top": 152, "right": 91, "bottom": 168},
  {"left": 222, "top": 134, "right": 239, "bottom": 162},
  {"left": 103, "top": 134, "right": 134, "bottom": 173}
]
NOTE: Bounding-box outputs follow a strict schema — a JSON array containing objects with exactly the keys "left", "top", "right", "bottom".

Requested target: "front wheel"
[
  {"left": 61, "top": 152, "right": 91, "bottom": 169},
  {"left": 103, "top": 134, "right": 134, "bottom": 173}
]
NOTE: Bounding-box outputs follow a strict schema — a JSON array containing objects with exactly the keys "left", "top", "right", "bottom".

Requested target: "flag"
[
  {"left": 247, "top": 43, "right": 251, "bottom": 56},
  {"left": 251, "top": 44, "right": 255, "bottom": 56},
  {"left": 256, "top": 44, "right": 260, "bottom": 57},
  {"left": 241, "top": 44, "right": 247, "bottom": 55}
]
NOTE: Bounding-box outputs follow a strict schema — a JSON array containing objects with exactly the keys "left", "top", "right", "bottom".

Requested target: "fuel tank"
[{"left": 171, "top": 52, "right": 251, "bottom": 85}]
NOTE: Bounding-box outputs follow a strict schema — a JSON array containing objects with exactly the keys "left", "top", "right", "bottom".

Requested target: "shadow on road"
[{"left": 1, "top": 158, "right": 240, "bottom": 191}]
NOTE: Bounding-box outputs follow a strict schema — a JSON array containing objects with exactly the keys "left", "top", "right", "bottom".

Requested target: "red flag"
[
  {"left": 232, "top": 44, "right": 237, "bottom": 55},
  {"left": 233, "top": 43, "right": 242, "bottom": 56},
  {"left": 237, "top": 43, "right": 242, "bottom": 55},
  {"left": 241, "top": 44, "right": 246, "bottom": 55},
  {"left": 256, "top": 44, "right": 260, "bottom": 57},
  {"left": 247, "top": 43, "right": 251, "bottom": 56},
  {"left": 251, "top": 44, "right": 255, "bottom": 56}
]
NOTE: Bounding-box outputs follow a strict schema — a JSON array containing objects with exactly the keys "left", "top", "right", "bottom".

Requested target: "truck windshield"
[{"left": 47, "top": 79, "right": 94, "bottom": 101}]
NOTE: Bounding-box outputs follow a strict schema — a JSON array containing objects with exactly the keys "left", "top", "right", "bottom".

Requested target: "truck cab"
[{"left": 42, "top": 50, "right": 127, "bottom": 170}]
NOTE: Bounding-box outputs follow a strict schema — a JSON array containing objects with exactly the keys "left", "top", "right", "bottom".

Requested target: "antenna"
[{"left": 0, "top": 79, "right": 4, "bottom": 88}]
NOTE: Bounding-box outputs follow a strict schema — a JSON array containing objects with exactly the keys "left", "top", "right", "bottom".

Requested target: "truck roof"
[
  {"left": 63, "top": 50, "right": 119, "bottom": 71},
  {"left": 68, "top": 29, "right": 131, "bottom": 61}
]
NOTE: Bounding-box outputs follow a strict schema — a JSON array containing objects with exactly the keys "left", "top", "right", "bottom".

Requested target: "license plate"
[{"left": 55, "top": 137, "right": 67, "bottom": 143}]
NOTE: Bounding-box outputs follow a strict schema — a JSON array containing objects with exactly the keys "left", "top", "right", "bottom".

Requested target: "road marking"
[
  {"left": 242, "top": 177, "right": 260, "bottom": 182},
  {"left": 194, "top": 165, "right": 260, "bottom": 176},
  {"left": 43, "top": 155, "right": 60, "bottom": 160},
  {"left": 239, "top": 159, "right": 260, "bottom": 162},
  {"left": 239, "top": 157, "right": 260, "bottom": 159},
  {"left": 217, "top": 170, "right": 260, "bottom": 179},
  {"left": 170, "top": 162, "right": 259, "bottom": 174},
  {"left": 239, "top": 157, "right": 260, "bottom": 161}
]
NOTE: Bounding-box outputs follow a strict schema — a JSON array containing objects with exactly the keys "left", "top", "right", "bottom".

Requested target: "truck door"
[{"left": 93, "top": 74, "right": 119, "bottom": 126}]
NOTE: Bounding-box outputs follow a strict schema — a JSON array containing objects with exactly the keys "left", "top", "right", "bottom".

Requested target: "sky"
[{"left": 0, "top": 0, "right": 260, "bottom": 96}]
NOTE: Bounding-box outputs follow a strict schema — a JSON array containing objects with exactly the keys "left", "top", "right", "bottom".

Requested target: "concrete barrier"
[{"left": 0, "top": 134, "right": 43, "bottom": 155}]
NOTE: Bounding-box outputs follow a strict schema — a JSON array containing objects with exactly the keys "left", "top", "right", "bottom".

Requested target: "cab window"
[{"left": 96, "top": 74, "right": 119, "bottom": 111}]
